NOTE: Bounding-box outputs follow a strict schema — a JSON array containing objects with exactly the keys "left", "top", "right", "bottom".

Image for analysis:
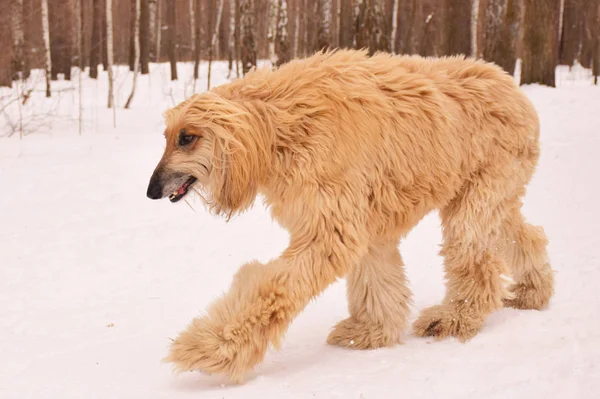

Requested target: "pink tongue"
[{"left": 177, "top": 185, "right": 186, "bottom": 195}]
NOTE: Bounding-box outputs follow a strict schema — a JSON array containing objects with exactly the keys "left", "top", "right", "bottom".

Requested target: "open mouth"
[{"left": 168, "top": 176, "right": 197, "bottom": 203}]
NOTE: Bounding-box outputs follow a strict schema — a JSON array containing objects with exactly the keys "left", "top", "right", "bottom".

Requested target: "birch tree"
[
  {"left": 106, "top": 0, "right": 116, "bottom": 127},
  {"left": 148, "top": 0, "right": 158, "bottom": 60},
  {"left": 228, "top": 0, "right": 236, "bottom": 77},
  {"left": 41, "top": 0, "right": 51, "bottom": 97},
  {"left": 193, "top": 0, "right": 201, "bottom": 82},
  {"left": 74, "top": 0, "right": 82, "bottom": 70},
  {"left": 241, "top": 0, "right": 257, "bottom": 74},
  {"left": 294, "top": 0, "right": 301, "bottom": 56},
  {"left": 125, "top": 0, "right": 141, "bottom": 108},
  {"left": 471, "top": 0, "right": 480, "bottom": 57},
  {"left": 77, "top": 0, "right": 83, "bottom": 135},
  {"left": 275, "top": 0, "right": 291, "bottom": 65},
  {"left": 155, "top": 0, "right": 162, "bottom": 62},
  {"left": 558, "top": 0, "right": 566, "bottom": 47},
  {"left": 391, "top": 0, "right": 399, "bottom": 53},
  {"left": 268, "top": 0, "right": 279, "bottom": 63},
  {"left": 208, "top": 0, "right": 225, "bottom": 89},
  {"left": 316, "top": 0, "right": 332, "bottom": 52},
  {"left": 593, "top": 0, "right": 599, "bottom": 84},
  {"left": 235, "top": 0, "right": 241, "bottom": 76},
  {"left": 190, "top": 0, "right": 196, "bottom": 60}
]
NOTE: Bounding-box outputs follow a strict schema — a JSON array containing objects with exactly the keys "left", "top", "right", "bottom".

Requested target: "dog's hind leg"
[
  {"left": 501, "top": 206, "right": 554, "bottom": 310},
  {"left": 327, "top": 239, "right": 412, "bottom": 349},
  {"left": 413, "top": 165, "right": 522, "bottom": 341}
]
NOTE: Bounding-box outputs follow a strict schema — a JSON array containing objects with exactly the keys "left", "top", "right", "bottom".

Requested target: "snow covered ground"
[{"left": 1, "top": 62, "right": 599, "bottom": 399}]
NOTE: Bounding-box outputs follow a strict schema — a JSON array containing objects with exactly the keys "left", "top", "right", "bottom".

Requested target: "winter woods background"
[
  {"left": 1, "top": 4, "right": 600, "bottom": 397},
  {"left": 0, "top": 0, "right": 599, "bottom": 135}
]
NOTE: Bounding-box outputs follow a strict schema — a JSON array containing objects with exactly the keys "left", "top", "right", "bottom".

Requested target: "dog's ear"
[
  {"left": 183, "top": 92, "right": 271, "bottom": 217},
  {"left": 211, "top": 130, "right": 260, "bottom": 216}
]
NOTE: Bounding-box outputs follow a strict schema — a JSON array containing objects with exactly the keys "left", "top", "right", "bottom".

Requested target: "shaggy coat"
[{"left": 147, "top": 49, "right": 554, "bottom": 383}]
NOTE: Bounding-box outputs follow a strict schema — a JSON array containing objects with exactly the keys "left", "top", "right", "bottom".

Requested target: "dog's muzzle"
[
  {"left": 146, "top": 168, "right": 198, "bottom": 203},
  {"left": 146, "top": 172, "right": 164, "bottom": 200}
]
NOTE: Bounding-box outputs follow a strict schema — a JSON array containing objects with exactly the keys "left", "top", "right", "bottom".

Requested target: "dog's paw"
[
  {"left": 163, "top": 316, "right": 267, "bottom": 383},
  {"left": 327, "top": 317, "right": 401, "bottom": 349},
  {"left": 503, "top": 283, "right": 551, "bottom": 310},
  {"left": 413, "top": 304, "right": 483, "bottom": 342}
]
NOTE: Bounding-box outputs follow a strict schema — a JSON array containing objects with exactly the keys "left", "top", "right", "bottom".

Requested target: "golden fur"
[{"left": 151, "top": 49, "right": 554, "bottom": 383}]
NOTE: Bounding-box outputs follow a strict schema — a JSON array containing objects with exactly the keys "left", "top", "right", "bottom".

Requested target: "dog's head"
[{"left": 146, "top": 92, "right": 270, "bottom": 217}]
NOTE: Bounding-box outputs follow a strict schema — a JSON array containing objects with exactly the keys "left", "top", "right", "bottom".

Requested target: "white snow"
[{"left": 1, "top": 62, "right": 599, "bottom": 399}]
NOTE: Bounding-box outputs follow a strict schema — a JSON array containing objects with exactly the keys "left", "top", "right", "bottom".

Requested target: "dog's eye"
[{"left": 178, "top": 129, "right": 196, "bottom": 147}]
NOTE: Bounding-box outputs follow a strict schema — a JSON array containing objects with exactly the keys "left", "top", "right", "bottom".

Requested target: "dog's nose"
[{"left": 146, "top": 175, "right": 164, "bottom": 200}]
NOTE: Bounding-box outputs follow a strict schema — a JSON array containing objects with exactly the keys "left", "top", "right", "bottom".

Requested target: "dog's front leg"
[{"left": 164, "top": 236, "right": 367, "bottom": 383}]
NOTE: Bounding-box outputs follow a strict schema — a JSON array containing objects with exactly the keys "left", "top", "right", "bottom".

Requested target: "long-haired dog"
[{"left": 146, "top": 49, "right": 554, "bottom": 383}]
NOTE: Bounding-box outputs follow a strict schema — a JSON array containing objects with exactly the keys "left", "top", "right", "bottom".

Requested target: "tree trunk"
[
  {"left": 316, "top": 0, "right": 332, "bottom": 52},
  {"left": 558, "top": 0, "right": 565, "bottom": 49},
  {"left": 166, "top": 0, "right": 178, "bottom": 80},
  {"left": 90, "top": 0, "right": 102, "bottom": 79},
  {"left": 268, "top": 0, "right": 279, "bottom": 63},
  {"left": 241, "top": 0, "right": 257, "bottom": 74},
  {"left": 125, "top": 0, "right": 141, "bottom": 108},
  {"left": 21, "top": 0, "right": 35, "bottom": 78},
  {"left": 148, "top": 0, "right": 157, "bottom": 61},
  {"left": 101, "top": 0, "right": 107, "bottom": 70},
  {"left": 155, "top": 0, "right": 162, "bottom": 62},
  {"left": 106, "top": 0, "right": 116, "bottom": 127},
  {"left": 129, "top": 0, "right": 135, "bottom": 70},
  {"left": 0, "top": 1, "right": 13, "bottom": 87},
  {"left": 294, "top": 0, "right": 301, "bottom": 56},
  {"left": 355, "top": 0, "right": 390, "bottom": 55},
  {"left": 593, "top": 0, "right": 600, "bottom": 84},
  {"left": 303, "top": 0, "right": 310, "bottom": 56},
  {"left": 391, "top": 0, "right": 399, "bottom": 53},
  {"left": 11, "top": 0, "right": 26, "bottom": 80},
  {"left": 480, "top": 0, "right": 523, "bottom": 75},
  {"left": 275, "top": 0, "right": 291, "bottom": 65},
  {"left": 75, "top": 0, "right": 83, "bottom": 70},
  {"left": 41, "top": 0, "right": 51, "bottom": 95},
  {"left": 471, "top": 0, "right": 480, "bottom": 57},
  {"left": 521, "top": 0, "right": 560, "bottom": 86},
  {"left": 190, "top": 0, "right": 196, "bottom": 61},
  {"left": 228, "top": 0, "right": 236, "bottom": 76},
  {"left": 560, "top": 0, "right": 597, "bottom": 68},
  {"left": 208, "top": 0, "right": 225, "bottom": 89},
  {"left": 235, "top": 0, "right": 241, "bottom": 76},
  {"left": 193, "top": 0, "right": 201, "bottom": 80},
  {"left": 140, "top": 0, "right": 149, "bottom": 74},
  {"left": 338, "top": 0, "right": 353, "bottom": 48},
  {"left": 397, "top": 0, "right": 417, "bottom": 54},
  {"left": 444, "top": 0, "right": 471, "bottom": 55},
  {"left": 77, "top": 0, "right": 83, "bottom": 135},
  {"left": 49, "top": 0, "right": 74, "bottom": 80}
]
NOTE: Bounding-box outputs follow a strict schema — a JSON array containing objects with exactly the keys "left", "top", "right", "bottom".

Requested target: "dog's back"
[{"left": 217, "top": 49, "right": 540, "bottom": 217}]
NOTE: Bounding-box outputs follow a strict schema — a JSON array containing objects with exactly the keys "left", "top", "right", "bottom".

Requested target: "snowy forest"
[
  {"left": 2, "top": 2, "right": 600, "bottom": 398},
  {"left": 1, "top": 0, "right": 599, "bottom": 93}
]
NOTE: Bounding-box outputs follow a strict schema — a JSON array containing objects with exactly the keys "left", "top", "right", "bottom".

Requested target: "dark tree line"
[{"left": 2, "top": 0, "right": 600, "bottom": 89}]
